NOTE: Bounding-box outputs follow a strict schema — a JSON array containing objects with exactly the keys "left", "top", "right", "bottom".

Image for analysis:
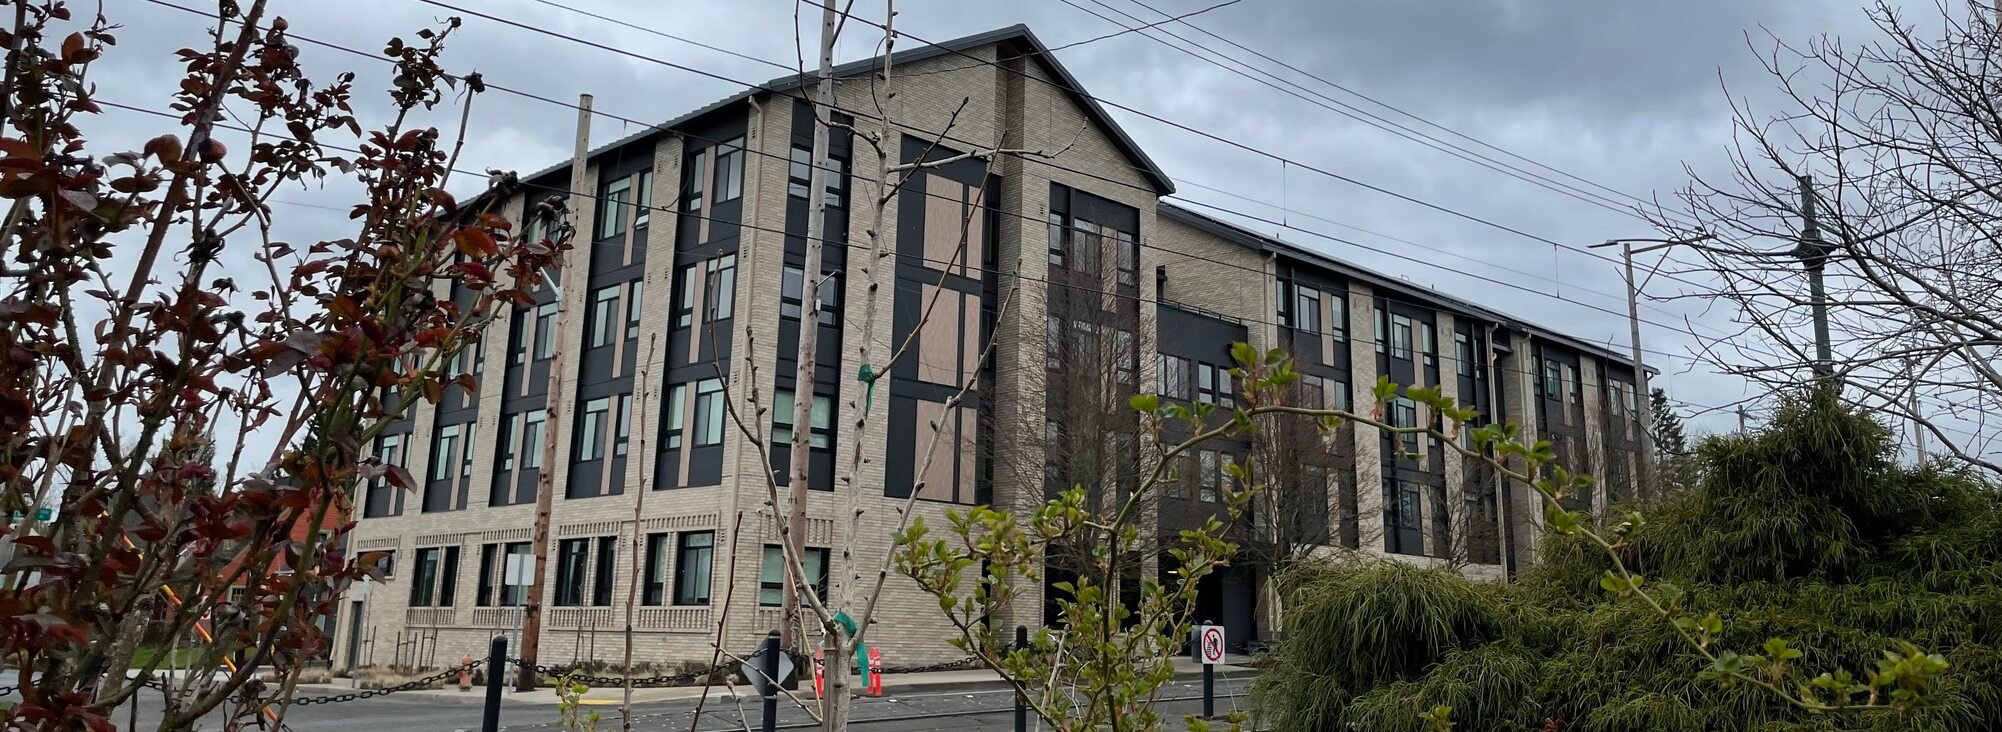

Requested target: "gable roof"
[
  {"left": 502, "top": 25, "right": 1174, "bottom": 198},
  {"left": 763, "top": 24, "right": 1174, "bottom": 194},
  {"left": 1158, "top": 202, "right": 1652, "bottom": 373}
]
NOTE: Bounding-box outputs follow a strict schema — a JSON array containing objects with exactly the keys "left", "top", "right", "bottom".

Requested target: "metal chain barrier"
[
  {"left": 878, "top": 656, "right": 981, "bottom": 674},
  {"left": 290, "top": 660, "right": 483, "bottom": 706}
]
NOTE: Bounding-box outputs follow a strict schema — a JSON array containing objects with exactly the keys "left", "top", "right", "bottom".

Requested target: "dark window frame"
[{"left": 673, "top": 531, "right": 715, "bottom": 606}]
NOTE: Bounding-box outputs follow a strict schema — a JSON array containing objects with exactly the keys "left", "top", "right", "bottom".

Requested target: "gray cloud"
[{"left": 82, "top": 0, "right": 1924, "bottom": 451}]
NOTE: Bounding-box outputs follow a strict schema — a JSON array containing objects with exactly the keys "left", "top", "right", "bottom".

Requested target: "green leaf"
[
  {"left": 1373, "top": 375, "right": 1398, "bottom": 401},
  {"left": 1230, "top": 341, "right": 1257, "bottom": 368},
  {"left": 1129, "top": 393, "right": 1160, "bottom": 413}
]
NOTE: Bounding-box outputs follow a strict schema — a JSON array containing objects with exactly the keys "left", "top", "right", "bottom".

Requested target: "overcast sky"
[{"left": 86, "top": 0, "right": 1922, "bottom": 464}]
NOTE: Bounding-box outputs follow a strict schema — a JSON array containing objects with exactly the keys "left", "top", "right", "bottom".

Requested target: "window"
[
  {"left": 1198, "top": 450, "right": 1218, "bottom": 502},
  {"left": 1112, "top": 328, "right": 1135, "bottom": 385},
  {"left": 773, "top": 388, "right": 833, "bottom": 449},
  {"left": 1390, "top": 314, "right": 1413, "bottom": 360},
  {"left": 1157, "top": 353, "right": 1192, "bottom": 401},
  {"left": 577, "top": 398, "right": 609, "bottom": 462},
  {"left": 410, "top": 546, "right": 450, "bottom": 607},
  {"left": 510, "top": 310, "right": 529, "bottom": 366},
  {"left": 555, "top": 538, "right": 589, "bottom": 606},
  {"left": 681, "top": 149, "right": 706, "bottom": 213},
  {"left": 1539, "top": 359, "right": 1558, "bottom": 398},
  {"left": 522, "top": 410, "right": 547, "bottom": 469},
  {"left": 477, "top": 543, "right": 498, "bottom": 607},
  {"left": 788, "top": 146, "right": 812, "bottom": 199},
  {"left": 674, "top": 531, "right": 714, "bottom": 605},
  {"left": 597, "top": 175, "right": 630, "bottom": 239},
  {"left": 1299, "top": 374, "right": 1324, "bottom": 408},
  {"left": 534, "top": 302, "right": 557, "bottom": 360},
  {"left": 588, "top": 285, "right": 619, "bottom": 348},
  {"left": 675, "top": 264, "right": 698, "bottom": 328},
  {"left": 823, "top": 157, "right": 845, "bottom": 208},
  {"left": 1046, "top": 213, "right": 1066, "bottom": 266},
  {"left": 614, "top": 394, "right": 633, "bottom": 457},
  {"left": 431, "top": 424, "right": 460, "bottom": 482},
  {"left": 1375, "top": 306, "right": 1388, "bottom": 354},
  {"left": 626, "top": 280, "right": 643, "bottom": 340},
  {"left": 1114, "top": 230, "right": 1138, "bottom": 287},
  {"left": 1218, "top": 454, "right": 1236, "bottom": 501},
  {"left": 711, "top": 255, "right": 737, "bottom": 320},
  {"left": 759, "top": 546, "right": 829, "bottom": 606},
  {"left": 1072, "top": 220, "right": 1102, "bottom": 275},
  {"left": 1195, "top": 363, "right": 1232, "bottom": 406},
  {"left": 1330, "top": 291, "right": 1347, "bottom": 339},
  {"left": 365, "top": 434, "right": 403, "bottom": 518},
  {"left": 661, "top": 384, "right": 687, "bottom": 449},
  {"left": 781, "top": 266, "right": 838, "bottom": 325},
  {"left": 642, "top": 533, "right": 671, "bottom": 605},
  {"left": 459, "top": 423, "right": 476, "bottom": 479},
  {"left": 1295, "top": 287, "right": 1320, "bottom": 332},
  {"left": 714, "top": 137, "right": 745, "bottom": 203},
  {"left": 1393, "top": 397, "right": 1420, "bottom": 455},
  {"left": 693, "top": 379, "right": 725, "bottom": 447},
  {"left": 633, "top": 171, "right": 653, "bottom": 229},
  {"left": 1046, "top": 317, "right": 1062, "bottom": 369},
  {"left": 591, "top": 536, "right": 616, "bottom": 607},
  {"left": 1418, "top": 322, "right": 1435, "bottom": 368},
  {"left": 1455, "top": 332, "right": 1474, "bottom": 377},
  {"left": 498, "top": 414, "right": 519, "bottom": 470}
]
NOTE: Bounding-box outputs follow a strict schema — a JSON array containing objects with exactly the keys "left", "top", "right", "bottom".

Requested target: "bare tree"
[{"left": 1663, "top": 0, "right": 2002, "bottom": 473}]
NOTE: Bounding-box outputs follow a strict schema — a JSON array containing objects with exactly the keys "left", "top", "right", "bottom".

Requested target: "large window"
[
  {"left": 681, "top": 149, "right": 706, "bottom": 213},
  {"left": 781, "top": 266, "right": 839, "bottom": 326},
  {"left": 597, "top": 175, "right": 630, "bottom": 239},
  {"left": 1393, "top": 397, "right": 1420, "bottom": 455},
  {"left": 576, "top": 398, "right": 610, "bottom": 462},
  {"left": 625, "top": 280, "right": 643, "bottom": 341},
  {"left": 633, "top": 171, "right": 653, "bottom": 229},
  {"left": 1196, "top": 362, "right": 1233, "bottom": 407},
  {"left": 520, "top": 409, "right": 547, "bottom": 470},
  {"left": 1157, "top": 353, "right": 1192, "bottom": 401},
  {"left": 554, "top": 538, "right": 589, "bottom": 607},
  {"left": 773, "top": 388, "right": 834, "bottom": 449},
  {"left": 1295, "top": 287, "right": 1320, "bottom": 332},
  {"left": 1198, "top": 450, "right": 1218, "bottom": 502},
  {"left": 408, "top": 546, "right": 459, "bottom": 608},
  {"left": 759, "top": 546, "right": 829, "bottom": 606},
  {"left": 1114, "top": 231, "right": 1138, "bottom": 287},
  {"left": 714, "top": 137, "right": 745, "bottom": 203},
  {"left": 587, "top": 285, "right": 620, "bottom": 348},
  {"left": 787, "top": 146, "right": 845, "bottom": 207},
  {"left": 674, "top": 531, "right": 714, "bottom": 605},
  {"left": 534, "top": 302, "right": 557, "bottom": 360},
  {"left": 591, "top": 536, "right": 616, "bottom": 607},
  {"left": 1375, "top": 306, "right": 1388, "bottom": 354},
  {"left": 1455, "top": 332, "right": 1474, "bottom": 377},
  {"left": 676, "top": 264, "right": 698, "bottom": 328},
  {"left": 642, "top": 533, "right": 671, "bottom": 606},
  {"left": 614, "top": 394, "right": 633, "bottom": 458},
  {"left": 510, "top": 309, "right": 530, "bottom": 366},
  {"left": 711, "top": 255, "right": 737, "bottom": 320},
  {"left": 500, "top": 542, "right": 531, "bottom": 605},
  {"left": 1046, "top": 213, "right": 1066, "bottom": 266},
  {"left": 1390, "top": 314, "right": 1413, "bottom": 360},
  {"left": 692, "top": 379, "right": 725, "bottom": 447},
  {"left": 431, "top": 425, "right": 460, "bottom": 481},
  {"left": 661, "top": 384, "right": 687, "bottom": 449},
  {"left": 1418, "top": 322, "right": 1435, "bottom": 368}
]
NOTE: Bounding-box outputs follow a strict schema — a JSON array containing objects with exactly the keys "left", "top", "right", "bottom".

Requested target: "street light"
[{"left": 1588, "top": 234, "right": 1715, "bottom": 499}]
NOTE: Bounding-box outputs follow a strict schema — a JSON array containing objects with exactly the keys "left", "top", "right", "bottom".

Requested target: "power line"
[
  {"left": 1110, "top": 0, "right": 1678, "bottom": 217},
  {"left": 417, "top": 0, "right": 1728, "bottom": 303},
  {"left": 1045, "top": 0, "right": 1247, "bottom": 53},
  {"left": 95, "top": 98, "right": 1957, "bottom": 428},
  {"left": 136, "top": 0, "right": 1686, "bottom": 336},
  {"left": 1053, "top": 0, "right": 1666, "bottom": 225}
]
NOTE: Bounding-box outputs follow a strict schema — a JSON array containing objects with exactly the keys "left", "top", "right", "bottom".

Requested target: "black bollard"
[
  {"left": 481, "top": 635, "right": 507, "bottom": 732},
  {"left": 1013, "top": 625, "right": 1029, "bottom": 732},
  {"left": 1200, "top": 620, "right": 1215, "bottom": 719},
  {"left": 760, "top": 630, "right": 781, "bottom": 732}
]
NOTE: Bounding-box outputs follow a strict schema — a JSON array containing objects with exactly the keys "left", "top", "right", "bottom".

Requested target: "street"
[{"left": 74, "top": 676, "right": 1255, "bottom": 731}]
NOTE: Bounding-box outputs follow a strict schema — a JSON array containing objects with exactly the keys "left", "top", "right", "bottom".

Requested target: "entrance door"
[{"left": 344, "top": 601, "right": 365, "bottom": 672}]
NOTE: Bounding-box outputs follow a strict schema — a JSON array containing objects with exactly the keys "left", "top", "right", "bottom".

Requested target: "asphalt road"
[{"left": 64, "top": 676, "right": 1256, "bottom": 731}]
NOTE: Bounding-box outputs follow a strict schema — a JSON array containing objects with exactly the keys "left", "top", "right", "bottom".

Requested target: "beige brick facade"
[{"left": 337, "top": 26, "right": 1643, "bottom": 670}]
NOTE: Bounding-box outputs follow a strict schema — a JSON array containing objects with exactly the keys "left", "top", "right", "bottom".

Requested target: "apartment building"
[{"left": 332, "top": 24, "right": 1649, "bottom": 671}]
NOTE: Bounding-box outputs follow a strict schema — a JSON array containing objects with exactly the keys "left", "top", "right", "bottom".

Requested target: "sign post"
[{"left": 1194, "top": 622, "right": 1224, "bottom": 718}]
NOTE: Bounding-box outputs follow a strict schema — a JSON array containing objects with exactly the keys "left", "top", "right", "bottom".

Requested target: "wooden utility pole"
[
  {"left": 518, "top": 93, "right": 592, "bottom": 691},
  {"left": 1793, "top": 175, "right": 1836, "bottom": 379},
  {"left": 784, "top": 0, "right": 840, "bottom": 657}
]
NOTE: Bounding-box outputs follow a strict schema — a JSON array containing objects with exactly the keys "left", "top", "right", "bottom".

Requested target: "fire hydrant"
[{"left": 459, "top": 655, "right": 473, "bottom": 691}]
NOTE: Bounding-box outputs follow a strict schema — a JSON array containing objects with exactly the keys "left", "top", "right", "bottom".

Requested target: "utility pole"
[
  {"left": 1616, "top": 241, "right": 1655, "bottom": 491},
  {"left": 784, "top": 0, "right": 840, "bottom": 661},
  {"left": 1737, "top": 405, "right": 1748, "bottom": 433},
  {"left": 518, "top": 93, "right": 591, "bottom": 692},
  {"left": 1793, "top": 174, "right": 1836, "bottom": 379},
  {"left": 1589, "top": 235, "right": 1716, "bottom": 492},
  {"left": 1910, "top": 389, "right": 1927, "bottom": 459}
]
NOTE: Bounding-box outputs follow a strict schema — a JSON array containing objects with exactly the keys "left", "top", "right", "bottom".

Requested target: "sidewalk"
[{"left": 291, "top": 658, "right": 1255, "bottom": 707}]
